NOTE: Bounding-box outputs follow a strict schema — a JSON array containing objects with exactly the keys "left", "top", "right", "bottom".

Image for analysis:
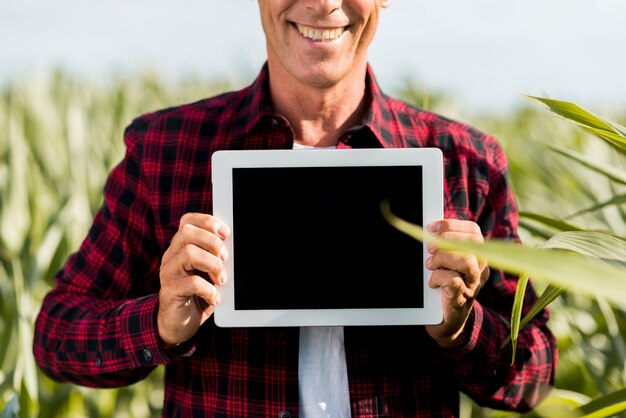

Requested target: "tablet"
[{"left": 211, "top": 148, "right": 443, "bottom": 327}]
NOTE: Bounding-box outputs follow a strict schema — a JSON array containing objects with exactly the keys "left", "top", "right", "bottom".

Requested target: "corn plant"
[
  {"left": 0, "top": 71, "right": 231, "bottom": 417},
  {"left": 384, "top": 97, "right": 626, "bottom": 417}
]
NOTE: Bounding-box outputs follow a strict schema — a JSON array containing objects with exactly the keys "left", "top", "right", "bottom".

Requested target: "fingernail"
[
  {"left": 217, "top": 223, "right": 231, "bottom": 239},
  {"left": 216, "top": 292, "right": 221, "bottom": 305},
  {"left": 427, "top": 243, "right": 436, "bottom": 254},
  {"left": 425, "top": 256, "right": 433, "bottom": 269},
  {"left": 428, "top": 222, "right": 440, "bottom": 234},
  {"left": 220, "top": 245, "right": 228, "bottom": 261},
  {"left": 220, "top": 270, "right": 228, "bottom": 284}
]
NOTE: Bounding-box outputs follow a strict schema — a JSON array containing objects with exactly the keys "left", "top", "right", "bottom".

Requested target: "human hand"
[
  {"left": 424, "top": 219, "right": 490, "bottom": 349},
  {"left": 157, "top": 213, "right": 230, "bottom": 348}
]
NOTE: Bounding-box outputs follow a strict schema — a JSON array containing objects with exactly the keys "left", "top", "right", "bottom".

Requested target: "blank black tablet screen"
[{"left": 232, "top": 166, "right": 423, "bottom": 310}]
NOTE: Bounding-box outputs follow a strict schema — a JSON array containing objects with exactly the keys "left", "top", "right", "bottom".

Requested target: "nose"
[{"left": 305, "top": 0, "right": 343, "bottom": 15}]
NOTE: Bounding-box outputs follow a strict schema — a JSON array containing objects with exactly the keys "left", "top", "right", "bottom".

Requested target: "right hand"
[{"left": 157, "top": 213, "right": 230, "bottom": 348}]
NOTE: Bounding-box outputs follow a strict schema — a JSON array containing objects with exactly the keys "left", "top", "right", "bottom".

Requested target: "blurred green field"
[{"left": 1, "top": 71, "right": 625, "bottom": 417}]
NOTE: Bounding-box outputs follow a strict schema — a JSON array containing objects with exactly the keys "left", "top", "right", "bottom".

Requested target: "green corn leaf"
[
  {"left": 518, "top": 219, "right": 555, "bottom": 240},
  {"left": 581, "top": 126, "right": 626, "bottom": 154},
  {"left": 596, "top": 298, "right": 626, "bottom": 379},
  {"left": 540, "top": 142, "right": 626, "bottom": 186},
  {"left": 565, "top": 193, "right": 626, "bottom": 220},
  {"left": 577, "top": 388, "right": 626, "bottom": 418},
  {"left": 542, "top": 231, "right": 626, "bottom": 267},
  {"left": 508, "top": 272, "right": 530, "bottom": 363},
  {"left": 381, "top": 201, "right": 626, "bottom": 309},
  {"left": 523, "top": 285, "right": 566, "bottom": 329},
  {"left": 519, "top": 212, "right": 587, "bottom": 233},
  {"left": 527, "top": 96, "right": 626, "bottom": 154},
  {"left": 10, "top": 259, "right": 38, "bottom": 403},
  {"left": 501, "top": 284, "right": 566, "bottom": 349},
  {"left": 529, "top": 388, "right": 589, "bottom": 418},
  {"left": 612, "top": 121, "right": 626, "bottom": 137},
  {"left": 526, "top": 96, "right": 620, "bottom": 134}
]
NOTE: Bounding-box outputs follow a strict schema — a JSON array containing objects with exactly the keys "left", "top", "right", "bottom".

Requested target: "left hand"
[{"left": 425, "top": 219, "right": 490, "bottom": 348}]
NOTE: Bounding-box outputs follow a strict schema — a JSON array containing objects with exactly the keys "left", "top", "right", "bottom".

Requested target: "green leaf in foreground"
[
  {"left": 526, "top": 96, "right": 619, "bottom": 135},
  {"left": 519, "top": 212, "right": 587, "bottom": 233},
  {"left": 577, "top": 387, "right": 626, "bottom": 418},
  {"left": 581, "top": 126, "right": 626, "bottom": 154},
  {"left": 487, "top": 218, "right": 626, "bottom": 399},
  {"left": 501, "top": 284, "right": 566, "bottom": 350},
  {"left": 540, "top": 141, "right": 626, "bottom": 186},
  {"left": 526, "top": 388, "right": 587, "bottom": 417},
  {"left": 565, "top": 193, "right": 626, "bottom": 220},
  {"left": 380, "top": 201, "right": 626, "bottom": 310},
  {"left": 542, "top": 231, "right": 626, "bottom": 268},
  {"left": 508, "top": 272, "right": 529, "bottom": 363},
  {"left": 526, "top": 96, "right": 626, "bottom": 154}
]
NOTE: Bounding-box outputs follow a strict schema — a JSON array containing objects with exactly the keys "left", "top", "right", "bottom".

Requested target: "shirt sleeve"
[
  {"left": 435, "top": 137, "right": 557, "bottom": 411},
  {"left": 33, "top": 122, "right": 173, "bottom": 388}
]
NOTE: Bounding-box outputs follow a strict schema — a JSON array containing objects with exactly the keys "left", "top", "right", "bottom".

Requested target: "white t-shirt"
[
  {"left": 293, "top": 142, "right": 351, "bottom": 418},
  {"left": 299, "top": 327, "right": 351, "bottom": 418}
]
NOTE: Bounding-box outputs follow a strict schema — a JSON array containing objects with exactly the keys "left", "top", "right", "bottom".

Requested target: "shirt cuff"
[
  {"left": 163, "top": 337, "right": 198, "bottom": 359},
  {"left": 117, "top": 294, "right": 172, "bottom": 368},
  {"left": 438, "top": 301, "right": 508, "bottom": 366}
]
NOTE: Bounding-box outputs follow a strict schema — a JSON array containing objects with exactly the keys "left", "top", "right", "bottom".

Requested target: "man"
[{"left": 34, "top": 1, "right": 557, "bottom": 417}]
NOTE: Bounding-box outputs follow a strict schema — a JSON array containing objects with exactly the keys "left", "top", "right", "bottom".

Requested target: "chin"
[
  {"left": 293, "top": 63, "right": 349, "bottom": 89},
  {"left": 302, "top": 75, "right": 342, "bottom": 89}
]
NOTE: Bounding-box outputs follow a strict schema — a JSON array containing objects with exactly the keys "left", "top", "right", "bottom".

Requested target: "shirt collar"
[
  {"left": 360, "top": 64, "right": 396, "bottom": 148},
  {"left": 229, "top": 63, "right": 276, "bottom": 139},
  {"left": 232, "top": 62, "right": 397, "bottom": 148}
]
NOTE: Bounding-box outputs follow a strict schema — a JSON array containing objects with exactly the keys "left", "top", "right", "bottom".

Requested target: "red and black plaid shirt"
[{"left": 34, "top": 64, "right": 556, "bottom": 417}]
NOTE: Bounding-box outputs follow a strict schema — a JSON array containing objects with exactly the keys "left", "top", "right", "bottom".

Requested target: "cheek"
[
  {"left": 353, "top": 22, "right": 379, "bottom": 56},
  {"left": 258, "top": 2, "right": 284, "bottom": 34},
  {"left": 354, "top": 9, "right": 381, "bottom": 49}
]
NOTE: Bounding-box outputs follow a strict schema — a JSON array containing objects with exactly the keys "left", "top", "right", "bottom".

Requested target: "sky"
[{"left": 1, "top": 0, "right": 626, "bottom": 113}]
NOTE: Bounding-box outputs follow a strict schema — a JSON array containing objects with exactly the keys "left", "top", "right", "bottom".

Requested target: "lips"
[{"left": 294, "top": 23, "right": 347, "bottom": 42}]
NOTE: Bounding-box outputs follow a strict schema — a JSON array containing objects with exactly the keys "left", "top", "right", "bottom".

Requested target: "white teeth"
[{"left": 295, "top": 23, "right": 345, "bottom": 42}]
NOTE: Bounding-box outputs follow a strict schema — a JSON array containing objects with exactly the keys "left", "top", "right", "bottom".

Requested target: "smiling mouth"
[{"left": 294, "top": 23, "right": 347, "bottom": 42}]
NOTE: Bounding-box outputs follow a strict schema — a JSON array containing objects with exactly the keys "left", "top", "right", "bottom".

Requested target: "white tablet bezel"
[{"left": 211, "top": 148, "right": 443, "bottom": 327}]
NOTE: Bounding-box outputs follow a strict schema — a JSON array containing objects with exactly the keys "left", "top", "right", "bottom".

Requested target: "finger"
[
  {"left": 162, "top": 243, "right": 225, "bottom": 285},
  {"left": 179, "top": 212, "right": 231, "bottom": 239},
  {"left": 428, "top": 269, "right": 472, "bottom": 306},
  {"left": 426, "top": 232, "right": 482, "bottom": 254},
  {"left": 428, "top": 219, "right": 482, "bottom": 236},
  {"left": 427, "top": 250, "right": 482, "bottom": 282},
  {"left": 193, "top": 295, "right": 217, "bottom": 318},
  {"left": 480, "top": 265, "right": 491, "bottom": 287},
  {"left": 187, "top": 275, "right": 221, "bottom": 306},
  {"left": 194, "top": 267, "right": 229, "bottom": 287},
  {"left": 169, "top": 274, "right": 221, "bottom": 306},
  {"left": 429, "top": 249, "right": 489, "bottom": 296},
  {"left": 427, "top": 253, "right": 481, "bottom": 297},
  {"left": 426, "top": 219, "right": 487, "bottom": 276},
  {"left": 181, "top": 244, "right": 226, "bottom": 285},
  {"left": 426, "top": 220, "right": 484, "bottom": 255},
  {"left": 172, "top": 223, "right": 226, "bottom": 258},
  {"left": 160, "top": 271, "right": 221, "bottom": 306},
  {"left": 436, "top": 230, "right": 484, "bottom": 243},
  {"left": 430, "top": 238, "right": 489, "bottom": 278}
]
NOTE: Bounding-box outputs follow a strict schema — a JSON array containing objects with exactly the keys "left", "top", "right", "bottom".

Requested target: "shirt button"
[
  {"left": 95, "top": 357, "right": 102, "bottom": 367},
  {"left": 268, "top": 117, "right": 281, "bottom": 128},
  {"left": 142, "top": 349, "right": 153, "bottom": 362},
  {"left": 278, "top": 411, "right": 291, "bottom": 418}
]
